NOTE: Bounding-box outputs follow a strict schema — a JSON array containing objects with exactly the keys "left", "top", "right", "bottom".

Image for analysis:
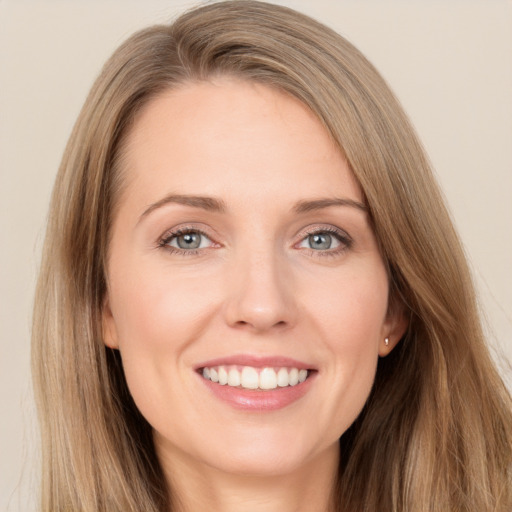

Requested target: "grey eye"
[
  {"left": 168, "top": 231, "right": 212, "bottom": 250},
  {"left": 297, "top": 231, "right": 343, "bottom": 251},
  {"left": 177, "top": 232, "right": 202, "bottom": 249},
  {"left": 308, "top": 233, "right": 333, "bottom": 250}
]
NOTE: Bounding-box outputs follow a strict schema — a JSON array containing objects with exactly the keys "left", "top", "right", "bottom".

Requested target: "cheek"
[
  {"left": 301, "top": 263, "right": 388, "bottom": 429},
  {"left": 110, "top": 259, "right": 218, "bottom": 351},
  {"left": 106, "top": 260, "right": 222, "bottom": 407},
  {"left": 304, "top": 261, "right": 389, "bottom": 346}
]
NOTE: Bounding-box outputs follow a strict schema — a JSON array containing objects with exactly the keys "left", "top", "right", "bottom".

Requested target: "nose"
[{"left": 223, "top": 249, "right": 297, "bottom": 333}]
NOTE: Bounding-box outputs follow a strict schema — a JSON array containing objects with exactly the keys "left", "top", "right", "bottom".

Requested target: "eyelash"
[
  {"left": 296, "top": 226, "right": 353, "bottom": 258},
  {"left": 158, "top": 226, "right": 215, "bottom": 256},
  {"left": 157, "top": 225, "right": 353, "bottom": 257}
]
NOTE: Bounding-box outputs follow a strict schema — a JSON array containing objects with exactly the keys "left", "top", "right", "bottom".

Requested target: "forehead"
[{"left": 118, "top": 78, "right": 362, "bottom": 213}]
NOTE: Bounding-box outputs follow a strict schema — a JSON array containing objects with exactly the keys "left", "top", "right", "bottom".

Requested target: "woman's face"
[{"left": 103, "top": 79, "right": 404, "bottom": 478}]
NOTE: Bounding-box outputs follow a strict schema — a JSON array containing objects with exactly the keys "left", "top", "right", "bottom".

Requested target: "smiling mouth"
[{"left": 200, "top": 365, "right": 312, "bottom": 391}]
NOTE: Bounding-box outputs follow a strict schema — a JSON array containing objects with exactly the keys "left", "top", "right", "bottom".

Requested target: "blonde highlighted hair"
[{"left": 32, "top": 1, "right": 512, "bottom": 510}]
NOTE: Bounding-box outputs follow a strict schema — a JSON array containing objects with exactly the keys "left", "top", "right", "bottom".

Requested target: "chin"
[
  {"left": 191, "top": 423, "right": 338, "bottom": 478},
  {"left": 206, "top": 446, "right": 319, "bottom": 478}
]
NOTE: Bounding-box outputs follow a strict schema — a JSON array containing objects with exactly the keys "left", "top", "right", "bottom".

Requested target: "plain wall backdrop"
[{"left": 1, "top": 1, "right": 511, "bottom": 510}]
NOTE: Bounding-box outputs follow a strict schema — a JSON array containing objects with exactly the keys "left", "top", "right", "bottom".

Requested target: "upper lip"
[{"left": 195, "top": 354, "right": 315, "bottom": 371}]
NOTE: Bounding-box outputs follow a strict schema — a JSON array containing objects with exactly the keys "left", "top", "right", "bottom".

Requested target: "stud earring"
[{"left": 384, "top": 337, "right": 389, "bottom": 347}]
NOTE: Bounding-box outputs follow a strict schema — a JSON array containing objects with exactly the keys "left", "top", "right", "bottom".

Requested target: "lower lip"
[{"left": 198, "top": 372, "right": 315, "bottom": 411}]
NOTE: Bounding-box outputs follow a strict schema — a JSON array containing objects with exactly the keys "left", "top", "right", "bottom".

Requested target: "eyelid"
[
  {"left": 293, "top": 225, "right": 353, "bottom": 253},
  {"left": 158, "top": 224, "right": 220, "bottom": 252},
  {"left": 295, "top": 224, "right": 352, "bottom": 242}
]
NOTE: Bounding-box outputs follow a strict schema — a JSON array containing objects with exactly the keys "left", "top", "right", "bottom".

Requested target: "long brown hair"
[{"left": 32, "top": 1, "right": 512, "bottom": 510}]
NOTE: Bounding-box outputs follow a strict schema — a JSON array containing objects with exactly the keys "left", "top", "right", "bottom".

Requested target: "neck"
[{"left": 158, "top": 441, "right": 339, "bottom": 512}]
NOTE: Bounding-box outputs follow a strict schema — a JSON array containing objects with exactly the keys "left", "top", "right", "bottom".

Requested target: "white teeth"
[
  {"left": 218, "top": 366, "right": 228, "bottom": 385},
  {"left": 241, "top": 366, "right": 259, "bottom": 389},
  {"left": 289, "top": 368, "right": 299, "bottom": 386},
  {"left": 277, "top": 367, "right": 289, "bottom": 387},
  {"left": 259, "top": 367, "right": 277, "bottom": 390},
  {"left": 227, "top": 367, "right": 240, "bottom": 387},
  {"left": 201, "top": 365, "right": 310, "bottom": 390}
]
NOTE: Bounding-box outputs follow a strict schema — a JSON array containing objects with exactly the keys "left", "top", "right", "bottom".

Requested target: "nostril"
[{"left": 232, "top": 319, "right": 289, "bottom": 331}]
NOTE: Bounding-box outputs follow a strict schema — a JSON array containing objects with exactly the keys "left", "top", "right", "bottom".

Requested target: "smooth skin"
[{"left": 102, "top": 78, "right": 407, "bottom": 512}]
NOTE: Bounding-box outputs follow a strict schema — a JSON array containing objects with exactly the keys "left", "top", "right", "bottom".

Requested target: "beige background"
[{"left": 1, "top": 1, "right": 511, "bottom": 510}]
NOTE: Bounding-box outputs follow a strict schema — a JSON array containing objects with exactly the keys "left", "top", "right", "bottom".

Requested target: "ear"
[
  {"left": 102, "top": 294, "right": 119, "bottom": 349},
  {"left": 379, "top": 299, "right": 409, "bottom": 357}
]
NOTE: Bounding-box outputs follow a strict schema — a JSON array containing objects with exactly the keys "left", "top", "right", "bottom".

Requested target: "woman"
[{"left": 31, "top": 1, "right": 512, "bottom": 511}]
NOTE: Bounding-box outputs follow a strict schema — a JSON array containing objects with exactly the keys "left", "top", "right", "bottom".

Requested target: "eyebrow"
[
  {"left": 139, "top": 194, "right": 227, "bottom": 222},
  {"left": 293, "top": 197, "right": 368, "bottom": 214},
  {"left": 139, "top": 193, "right": 367, "bottom": 223}
]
